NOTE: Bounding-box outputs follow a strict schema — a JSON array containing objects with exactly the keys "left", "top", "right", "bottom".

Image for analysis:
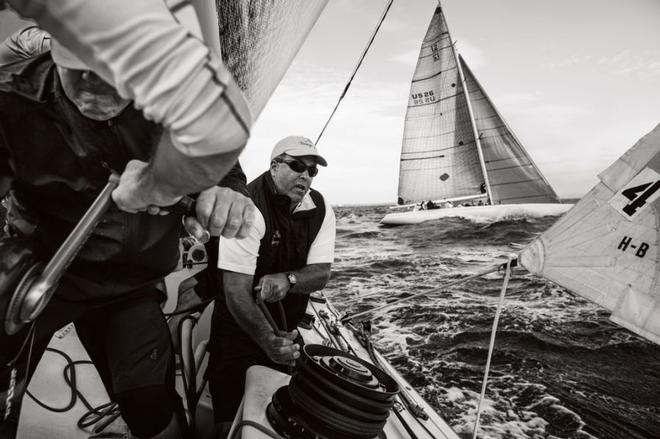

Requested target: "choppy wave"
[{"left": 325, "top": 205, "right": 660, "bottom": 439}]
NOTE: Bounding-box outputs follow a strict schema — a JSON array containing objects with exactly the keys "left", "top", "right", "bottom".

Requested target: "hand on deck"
[
  {"left": 259, "top": 329, "right": 300, "bottom": 366},
  {"left": 184, "top": 186, "right": 255, "bottom": 240},
  {"left": 255, "top": 273, "right": 290, "bottom": 302}
]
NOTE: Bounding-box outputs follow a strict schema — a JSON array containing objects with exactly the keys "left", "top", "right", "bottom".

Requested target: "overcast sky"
[
  {"left": 245, "top": 0, "right": 660, "bottom": 205},
  {"left": 3, "top": 1, "right": 660, "bottom": 205}
]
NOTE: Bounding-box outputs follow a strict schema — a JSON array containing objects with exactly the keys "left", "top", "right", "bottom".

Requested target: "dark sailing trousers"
[
  {"left": 0, "top": 279, "right": 180, "bottom": 438},
  {"left": 207, "top": 332, "right": 290, "bottom": 423}
]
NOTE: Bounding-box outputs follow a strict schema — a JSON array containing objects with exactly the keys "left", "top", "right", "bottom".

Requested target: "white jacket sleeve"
[{"left": 6, "top": 0, "right": 251, "bottom": 158}]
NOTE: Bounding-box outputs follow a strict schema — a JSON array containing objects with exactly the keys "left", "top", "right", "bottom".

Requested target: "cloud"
[
  {"left": 543, "top": 49, "right": 660, "bottom": 78},
  {"left": 241, "top": 61, "right": 411, "bottom": 204},
  {"left": 389, "top": 48, "right": 421, "bottom": 66},
  {"left": 454, "top": 39, "right": 487, "bottom": 69}
]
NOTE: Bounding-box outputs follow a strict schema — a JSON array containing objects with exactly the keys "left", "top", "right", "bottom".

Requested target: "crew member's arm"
[
  {"left": 255, "top": 263, "right": 331, "bottom": 303},
  {"left": 257, "top": 198, "right": 336, "bottom": 302},
  {"left": 218, "top": 161, "right": 249, "bottom": 197},
  {"left": 0, "top": 26, "right": 50, "bottom": 66},
  {"left": 7, "top": 0, "right": 252, "bottom": 211},
  {"left": 218, "top": 210, "right": 299, "bottom": 366}
]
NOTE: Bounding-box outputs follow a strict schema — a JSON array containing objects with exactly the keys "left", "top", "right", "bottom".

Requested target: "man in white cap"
[
  {"left": 0, "top": 28, "right": 253, "bottom": 439},
  {"left": 206, "top": 136, "right": 336, "bottom": 433}
]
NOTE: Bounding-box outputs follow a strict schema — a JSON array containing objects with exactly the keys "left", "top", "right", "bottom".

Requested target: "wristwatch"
[{"left": 286, "top": 272, "right": 297, "bottom": 287}]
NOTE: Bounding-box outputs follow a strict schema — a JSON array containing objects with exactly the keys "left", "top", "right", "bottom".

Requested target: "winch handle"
[{"left": 10, "top": 174, "right": 196, "bottom": 329}]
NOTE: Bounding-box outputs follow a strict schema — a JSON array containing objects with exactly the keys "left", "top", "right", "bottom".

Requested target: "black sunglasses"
[{"left": 276, "top": 159, "right": 319, "bottom": 177}]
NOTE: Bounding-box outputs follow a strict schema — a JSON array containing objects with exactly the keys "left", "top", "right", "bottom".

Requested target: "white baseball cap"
[{"left": 270, "top": 136, "right": 327, "bottom": 166}]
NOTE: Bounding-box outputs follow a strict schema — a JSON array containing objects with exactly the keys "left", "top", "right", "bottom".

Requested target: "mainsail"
[
  {"left": 520, "top": 123, "right": 660, "bottom": 344},
  {"left": 396, "top": 6, "right": 559, "bottom": 207},
  {"left": 397, "top": 6, "right": 483, "bottom": 205}
]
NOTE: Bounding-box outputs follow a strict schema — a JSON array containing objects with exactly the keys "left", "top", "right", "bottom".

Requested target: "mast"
[{"left": 441, "top": 8, "right": 493, "bottom": 204}]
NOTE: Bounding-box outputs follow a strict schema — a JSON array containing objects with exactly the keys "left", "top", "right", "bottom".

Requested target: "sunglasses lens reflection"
[{"left": 284, "top": 160, "right": 318, "bottom": 177}]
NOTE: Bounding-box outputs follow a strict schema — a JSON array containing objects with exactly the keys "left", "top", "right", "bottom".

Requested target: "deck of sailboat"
[{"left": 16, "top": 268, "right": 460, "bottom": 439}]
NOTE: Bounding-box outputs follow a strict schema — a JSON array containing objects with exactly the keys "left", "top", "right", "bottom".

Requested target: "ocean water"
[{"left": 324, "top": 205, "right": 660, "bottom": 439}]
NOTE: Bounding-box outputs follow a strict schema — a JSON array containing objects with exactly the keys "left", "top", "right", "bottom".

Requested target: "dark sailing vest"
[
  {"left": 0, "top": 54, "right": 181, "bottom": 299},
  {"left": 216, "top": 171, "right": 326, "bottom": 335}
]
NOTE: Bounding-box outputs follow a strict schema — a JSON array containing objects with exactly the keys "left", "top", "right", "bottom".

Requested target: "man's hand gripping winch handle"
[{"left": 4, "top": 174, "right": 196, "bottom": 334}]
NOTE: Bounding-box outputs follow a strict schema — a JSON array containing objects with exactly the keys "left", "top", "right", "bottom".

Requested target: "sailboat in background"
[{"left": 381, "top": 5, "right": 571, "bottom": 226}]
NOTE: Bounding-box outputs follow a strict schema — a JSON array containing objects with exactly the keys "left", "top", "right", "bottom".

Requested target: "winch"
[{"left": 266, "top": 344, "right": 399, "bottom": 439}]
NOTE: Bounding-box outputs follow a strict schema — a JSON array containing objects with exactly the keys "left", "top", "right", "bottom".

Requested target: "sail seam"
[
  {"left": 420, "top": 31, "right": 449, "bottom": 47},
  {"left": 488, "top": 164, "right": 534, "bottom": 172},
  {"left": 411, "top": 66, "right": 456, "bottom": 83},
  {"left": 401, "top": 141, "right": 475, "bottom": 152},
  {"left": 485, "top": 156, "right": 530, "bottom": 164},
  {"left": 400, "top": 155, "right": 446, "bottom": 161},
  {"left": 490, "top": 178, "right": 544, "bottom": 187},
  {"left": 418, "top": 43, "right": 454, "bottom": 57}
]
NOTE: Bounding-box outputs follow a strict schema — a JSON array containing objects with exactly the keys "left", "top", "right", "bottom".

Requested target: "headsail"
[
  {"left": 397, "top": 6, "right": 484, "bottom": 205},
  {"left": 520, "top": 123, "right": 660, "bottom": 344},
  {"left": 460, "top": 56, "right": 560, "bottom": 205}
]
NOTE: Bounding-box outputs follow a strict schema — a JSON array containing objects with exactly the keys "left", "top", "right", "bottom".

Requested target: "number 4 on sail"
[{"left": 609, "top": 167, "right": 660, "bottom": 220}]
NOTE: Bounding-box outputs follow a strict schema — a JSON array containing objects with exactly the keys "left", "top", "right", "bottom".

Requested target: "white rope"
[{"left": 472, "top": 256, "right": 513, "bottom": 439}]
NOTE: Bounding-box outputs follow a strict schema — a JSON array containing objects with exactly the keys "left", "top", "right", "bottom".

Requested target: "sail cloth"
[
  {"left": 520, "top": 123, "right": 660, "bottom": 345},
  {"left": 213, "top": 0, "right": 328, "bottom": 119},
  {"left": 397, "top": 7, "right": 484, "bottom": 205},
  {"left": 190, "top": 0, "right": 327, "bottom": 117},
  {"left": 460, "top": 57, "right": 560, "bottom": 205}
]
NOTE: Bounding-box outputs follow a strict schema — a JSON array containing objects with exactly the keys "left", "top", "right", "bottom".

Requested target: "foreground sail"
[
  {"left": 192, "top": 0, "right": 328, "bottom": 118},
  {"left": 383, "top": 6, "right": 568, "bottom": 226},
  {"left": 520, "top": 123, "right": 660, "bottom": 344}
]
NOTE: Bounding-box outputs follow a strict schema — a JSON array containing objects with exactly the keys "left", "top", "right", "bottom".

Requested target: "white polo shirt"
[{"left": 218, "top": 192, "right": 336, "bottom": 276}]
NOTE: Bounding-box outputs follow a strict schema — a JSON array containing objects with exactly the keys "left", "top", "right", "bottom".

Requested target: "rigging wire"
[
  {"left": 472, "top": 257, "right": 514, "bottom": 439},
  {"left": 340, "top": 261, "right": 512, "bottom": 323},
  {"left": 315, "top": 0, "right": 395, "bottom": 146}
]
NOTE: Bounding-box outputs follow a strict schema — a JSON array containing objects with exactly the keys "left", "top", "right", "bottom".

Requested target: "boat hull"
[{"left": 381, "top": 203, "right": 573, "bottom": 226}]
